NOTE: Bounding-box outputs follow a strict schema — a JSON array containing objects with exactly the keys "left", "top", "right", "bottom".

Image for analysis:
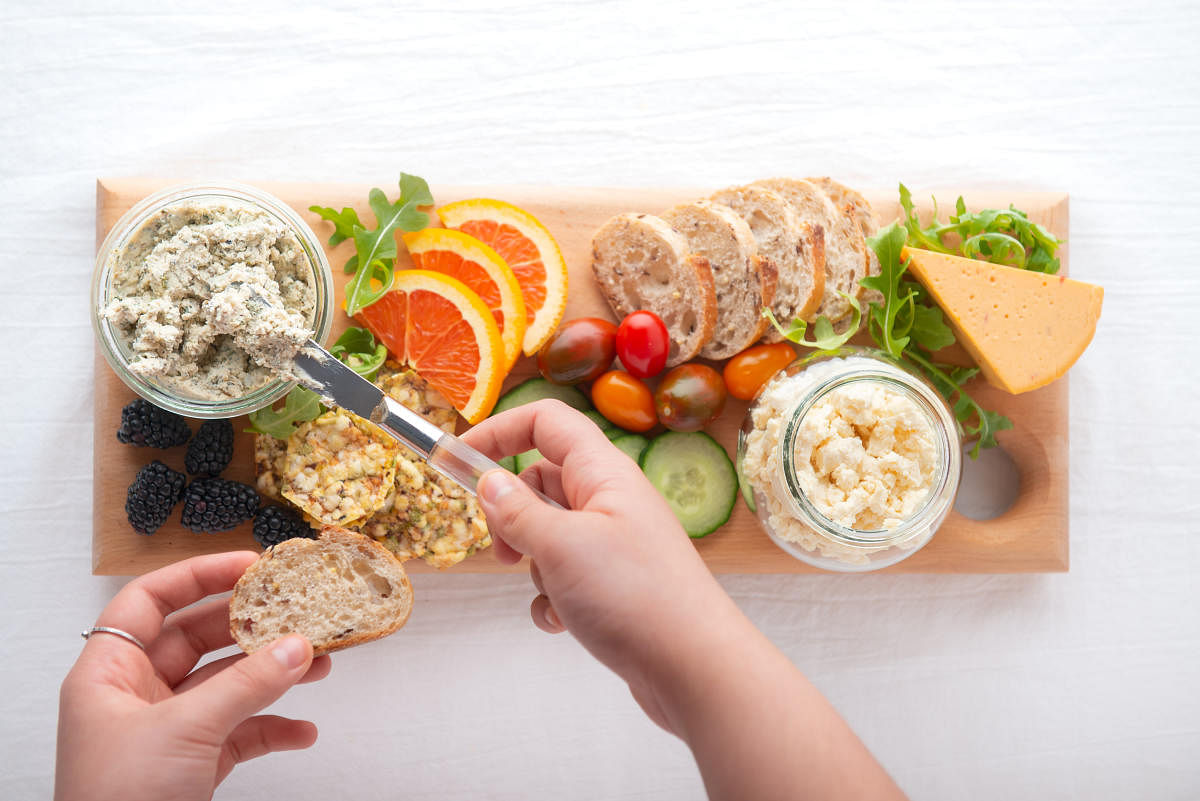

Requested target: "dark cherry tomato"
[
  {"left": 654, "top": 363, "right": 727, "bottom": 432},
  {"left": 537, "top": 317, "right": 618, "bottom": 385},
  {"left": 591, "top": 370, "right": 657, "bottom": 432},
  {"left": 723, "top": 342, "right": 797, "bottom": 400},
  {"left": 615, "top": 310, "right": 670, "bottom": 379}
]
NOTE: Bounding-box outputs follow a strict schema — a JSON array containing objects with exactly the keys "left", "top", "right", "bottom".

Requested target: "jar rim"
[
  {"left": 776, "top": 358, "right": 960, "bottom": 549},
  {"left": 91, "top": 181, "right": 334, "bottom": 419}
]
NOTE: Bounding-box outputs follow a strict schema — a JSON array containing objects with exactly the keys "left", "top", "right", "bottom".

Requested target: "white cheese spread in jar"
[
  {"left": 102, "top": 198, "right": 316, "bottom": 402},
  {"left": 738, "top": 349, "right": 961, "bottom": 571}
]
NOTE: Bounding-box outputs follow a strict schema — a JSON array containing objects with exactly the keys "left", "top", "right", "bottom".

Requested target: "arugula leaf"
[
  {"left": 246, "top": 386, "right": 323, "bottom": 440},
  {"left": 898, "top": 183, "right": 1063, "bottom": 274},
  {"left": 310, "top": 173, "right": 435, "bottom": 317},
  {"left": 329, "top": 326, "right": 387, "bottom": 380},
  {"left": 863, "top": 221, "right": 1012, "bottom": 457},
  {"left": 763, "top": 292, "right": 862, "bottom": 352}
]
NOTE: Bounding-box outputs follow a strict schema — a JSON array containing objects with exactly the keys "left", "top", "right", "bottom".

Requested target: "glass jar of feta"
[
  {"left": 92, "top": 182, "right": 334, "bottom": 419},
  {"left": 737, "top": 347, "right": 961, "bottom": 572}
]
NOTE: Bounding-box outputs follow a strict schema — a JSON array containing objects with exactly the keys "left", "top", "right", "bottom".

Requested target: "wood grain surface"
[{"left": 93, "top": 177, "right": 1069, "bottom": 575}]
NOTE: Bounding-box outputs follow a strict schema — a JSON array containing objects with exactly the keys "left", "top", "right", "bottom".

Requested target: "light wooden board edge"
[{"left": 93, "top": 177, "right": 1070, "bottom": 576}]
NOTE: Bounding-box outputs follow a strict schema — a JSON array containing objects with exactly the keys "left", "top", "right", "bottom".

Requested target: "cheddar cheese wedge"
[{"left": 902, "top": 248, "right": 1102, "bottom": 394}]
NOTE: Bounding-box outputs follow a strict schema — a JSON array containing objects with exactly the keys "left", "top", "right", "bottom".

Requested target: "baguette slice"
[
  {"left": 807, "top": 176, "right": 882, "bottom": 312},
  {"left": 709, "top": 185, "right": 824, "bottom": 342},
  {"left": 662, "top": 201, "right": 777, "bottom": 360},
  {"left": 753, "top": 178, "right": 869, "bottom": 324},
  {"left": 230, "top": 527, "right": 413, "bottom": 657},
  {"left": 591, "top": 213, "right": 717, "bottom": 366}
]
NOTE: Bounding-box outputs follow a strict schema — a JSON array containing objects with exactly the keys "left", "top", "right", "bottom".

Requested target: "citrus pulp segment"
[
  {"left": 354, "top": 270, "right": 504, "bottom": 424},
  {"left": 402, "top": 227, "right": 526, "bottom": 371},
  {"left": 436, "top": 198, "right": 569, "bottom": 356}
]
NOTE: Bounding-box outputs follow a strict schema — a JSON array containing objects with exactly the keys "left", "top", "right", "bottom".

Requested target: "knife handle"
[{"left": 428, "top": 434, "right": 567, "bottom": 511}]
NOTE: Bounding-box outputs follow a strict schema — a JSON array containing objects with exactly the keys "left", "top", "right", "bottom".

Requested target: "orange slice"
[
  {"left": 401, "top": 227, "right": 526, "bottom": 372},
  {"left": 437, "top": 198, "right": 568, "bottom": 356},
  {"left": 355, "top": 270, "right": 504, "bottom": 424}
]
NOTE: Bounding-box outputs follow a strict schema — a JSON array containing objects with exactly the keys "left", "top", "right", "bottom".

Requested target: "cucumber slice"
[
  {"left": 584, "top": 409, "right": 614, "bottom": 431},
  {"left": 605, "top": 426, "right": 633, "bottom": 442},
  {"left": 735, "top": 452, "right": 757, "bottom": 513},
  {"left": 498, "top": 454, "right": 517, "bottom": 473},
  {"left": 640, "top": 432, "right": 737, "bottom": 538},
  {"left": 493, "top": 377, "right": 591, "bottom": 416},
  {"left": 611, "top": 433, "right": 649, "bottom": 463},
  {"left": 513, "top": 448, "right": 544, "bottom": 472}
]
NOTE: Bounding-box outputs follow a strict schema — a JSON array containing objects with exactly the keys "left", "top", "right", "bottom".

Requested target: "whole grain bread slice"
[
  {"left": 807, "top": 176, "right": 882, "bottom": 313},
  {"left": 591, "top": 213, "right": 717, "bottom": 366},
  {"left": 753, "top": 178, "right": 869, "bottom": 324},
  {"left": 661, "top": 200, "right": 777, "bottom": 360},
  {"left": 230, "top": 526, "right": 413, "bottom": 657},
  {"left": 709, "top": 185, "right": 824, "bottom": 341}
]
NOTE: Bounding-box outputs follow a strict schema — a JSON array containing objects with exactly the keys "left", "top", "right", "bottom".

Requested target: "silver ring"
[{"left": 81, "top": 626, "right": 146, "bottom": 651}]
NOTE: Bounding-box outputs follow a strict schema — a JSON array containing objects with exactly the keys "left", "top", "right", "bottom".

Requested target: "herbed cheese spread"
[
  {"left": 741, "top": 355, "right": 943, "bottom": 565},
  {"left": 102, "top": 199, "right": 316, "bottom": 401}
]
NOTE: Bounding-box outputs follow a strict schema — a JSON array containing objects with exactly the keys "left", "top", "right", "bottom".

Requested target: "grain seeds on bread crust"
[
  {"left": 591, "top": 212, "right": 717, "bottom": 366},
  {"left": 662, "top": 200, "right": 777, "bottom": 360},
  {"left": 230, "top": 526, "right": 413, "bottom": 656},
  {"left": 709, "top": 185, "right": 825, "bottom": 342},
  {"left": 753, "top": 178, "right": 869, "bottom": 324}
]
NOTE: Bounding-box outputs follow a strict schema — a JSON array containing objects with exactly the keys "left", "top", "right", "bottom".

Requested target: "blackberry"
[
  {"left": 180, "top": 478, "right": 260, "bottom": 533},
  {"left": 184, "top": 419, "right": 234, "bottom": 477},
  {"left": 125, "top": 461, "right": 187, "bottom": 535},
  {"left": 253, "top": 505, "right": 317, "bottom": 548},
  {"left": 117, "top": 398, "right": 192, "bottom": 448}
]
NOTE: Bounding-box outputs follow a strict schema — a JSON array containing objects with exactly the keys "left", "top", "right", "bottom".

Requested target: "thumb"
[
  {"left": 477, "top": 469, "right": 564, "bottom": 558},
  {"left": 176, "top": 635, "right": 314, "bottom": 738}
]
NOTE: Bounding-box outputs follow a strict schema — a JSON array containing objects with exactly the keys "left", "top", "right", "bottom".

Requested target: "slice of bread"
[
  {"left": 807, "top": 176, "right": 882, "bottom": 312},
  {"left": 709, "top": 185, "right": 824, "bottom": 341},
  {"left": 661, "top": 201, "right": 777, "bottom": 360},
  {"left": 753, "top": 178, "right": 869, "bottom": 324},
  {"left": 591, "top": 213, "right": 717, "bottom": 366},
  {"left": 230, "top": 526, "right": 413, "bottom": 657}
]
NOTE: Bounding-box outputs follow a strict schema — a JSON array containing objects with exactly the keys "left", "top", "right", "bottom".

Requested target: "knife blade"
[{"left": 291, "top": 340, "right": 564, "bottom": 509}]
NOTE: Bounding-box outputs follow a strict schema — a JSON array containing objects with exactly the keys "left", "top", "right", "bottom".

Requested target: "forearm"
[{"left": 649, "top": 601, "right": 907, "bottom": 801}]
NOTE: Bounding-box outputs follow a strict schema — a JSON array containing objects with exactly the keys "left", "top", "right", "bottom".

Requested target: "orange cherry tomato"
[
  {"left": 722, "top": 342, "right": 797, "bottom": 400},
  {"left": 591, "top": 370, "right": 657, "bottom": 432}
]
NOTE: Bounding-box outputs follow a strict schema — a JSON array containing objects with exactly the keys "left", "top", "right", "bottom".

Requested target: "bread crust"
[
  {"left": 590, "top": 213, "right": 717, "bottom": 366},
  {"left": 230, "top": 526, "right": 413, "bottom": 657}
]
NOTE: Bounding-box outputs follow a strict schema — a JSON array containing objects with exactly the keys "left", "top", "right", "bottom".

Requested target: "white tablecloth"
[{"left": 2, "top": 1, "right": 1197, "bottom": 798}]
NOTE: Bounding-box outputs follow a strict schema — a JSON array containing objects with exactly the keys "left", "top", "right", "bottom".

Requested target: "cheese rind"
[{"left": 902, "top": 247, "right": 1102, "bottom": 394}]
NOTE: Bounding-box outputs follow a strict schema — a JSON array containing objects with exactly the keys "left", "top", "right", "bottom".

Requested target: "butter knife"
[{"left": 291, "top": 340, "right": 564, "bottom": 509}]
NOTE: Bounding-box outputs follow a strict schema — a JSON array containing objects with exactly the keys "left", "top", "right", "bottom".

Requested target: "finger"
[
  {"left": 529, "top": 559, "right": 547, "bottom": 595},
  {"left": 170, "top": 634, "right": 314, "bottom": 737},
  {"left": 530, "top": 594, "right": 566, "bottom": 634},
  {"left": 215, "top": 715, "right": 318, "bottom": 785},
  {"left": 145, "top": 597, "right": 237, "bottom": 687},
  {"left": 92, "top": 552, "right": 259, "bottom": 650},
  {"left": 463, "top": 399, "right": 618, "bottom": 472},
  {"left": 476, "top": 469, "right": 579, "bottom": 558},
  {"left": 521, "top": 461, "right": 567, "bottom": 507},
  {"left": 173, "top": 652, "right": 332, "bottom": 693},
  {"left": 489, "top": 531, "right": 524, "bottom": 565}
]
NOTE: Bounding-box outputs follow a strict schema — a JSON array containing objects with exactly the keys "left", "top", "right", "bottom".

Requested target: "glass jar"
[
  {"left": 92, "top": 182, "right": 334, "bottom": 419},
  {"left": 737, "top": 346, "right": 962, "bottom": 572}
]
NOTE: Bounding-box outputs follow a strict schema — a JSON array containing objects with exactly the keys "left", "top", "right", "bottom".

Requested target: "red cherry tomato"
[
  {"left": 537, "top": 317, "right": 618, "bottom": 385},
  {"left": 591, "top": 370, "right": 657, "bottom": 432},
  {"left": 722, "top": 342, "right": 796, "bottom": 400},
  {"left": 654, "top": 363, "right": 727, "bottom": 432},
  {"left": 615, "top": 311, "right": 670, "bottom": 379}
]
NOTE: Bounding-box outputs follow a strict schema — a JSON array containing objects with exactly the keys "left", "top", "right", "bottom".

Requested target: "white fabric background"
[{"left": 2, "top": 1, "right": 1197, "bottom": 798}]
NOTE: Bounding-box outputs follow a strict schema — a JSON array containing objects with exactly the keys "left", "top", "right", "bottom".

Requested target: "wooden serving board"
[{"left": 94, "top": 178, "right": 1070, "bottom": 575}]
